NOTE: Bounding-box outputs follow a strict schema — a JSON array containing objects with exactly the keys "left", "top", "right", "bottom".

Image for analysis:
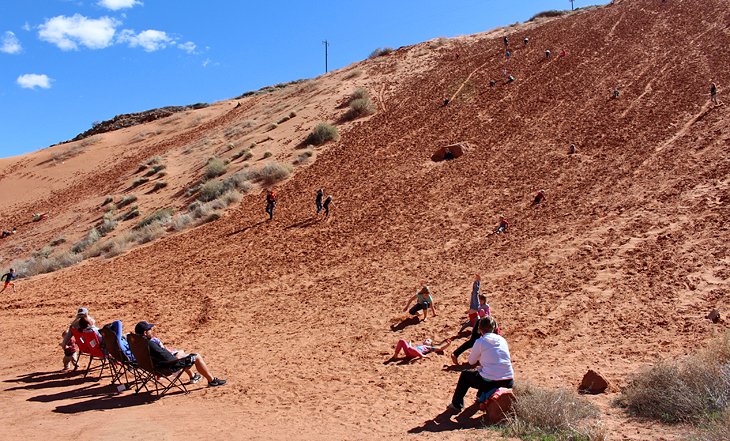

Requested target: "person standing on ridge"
[
  {"left": 323, "top": 195, "right": 335, "bottom": 220},
  {"left": 524, "top": 37, "right": 529, "bottom": 46},
  {"left": 265, "top": 189, "right": 278, "bottom": 221},
  {"left": 315, "top": 188, "right": 324, "bottom": 215},
  {"left": 503, "top": 36, "right": 509, "bottom": 46},
  {"left": 711, "top": 82, "right": 719, "bottom": 106},
  {"left": 0, "top": 268, "right": 16, "bottom": 294}
]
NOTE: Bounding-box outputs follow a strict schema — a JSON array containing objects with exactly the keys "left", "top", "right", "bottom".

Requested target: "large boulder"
[{"left": 579, "top": 370, "right": 609, "bottom": 394}]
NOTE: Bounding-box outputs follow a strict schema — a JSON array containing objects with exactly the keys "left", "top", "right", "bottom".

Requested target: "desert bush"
[
  {"left": 129, "top": 223, "right": 165, "bottom": 244},
  {"left": 116, "top": 195, "right": 137, "bottom": 209},
  {"left": 49, "top": 237, "right": 66, "bottom": 247},
  {"left": 223, "top": 171, "right": 253, "bottom": 193},
  {"left": 199, "top": 180, "right": 225, "bottom": 202},
  {"left": 146, "top": 156, "right": 162, "bottom": 165},
  {"left": 102, "top": 237, "right": 130, "bottom": 258},
  {"left": 136, "top": 164, "right": 148, "bottom": 173},
  {"left": 369, "top": 47, "right": 394, "bottom": 58},
  {"left": 152, "top": 181, "right": 168, "bottom": 191},
  {"left": 692, "top": 412, "right": 730, "bottom": 441},
  {"left": 428, "top": 37, "right": 448, "bottom": 49},
  {"left": 529, "top": 10, "right": 568, "bottom": 21},
  {"left": 232, "top": 149, "right": 253, "bottom": 161},
  {"left": 80, "top": 136, "right": 101, "bottom": 147},
  {"left": 344, "top": 69, "right": 362, "bottom": 79},
  {"left": 350, "top": 88, "right": 369, "bottom": 101},
  {"left": 345, "top": 97, "right": 376, "bottom": 120},
  {"left": 205, "top": 157, "right": 227, "bottom": 180},
  {"left": 205, "top": 213, "right": 221, "bottom": 223},
  {"left": 97, "top": 217, "right": 118, "bottom": 236},
  {"left": 289, "top": 111, "right": 297, "bottom": 118},
  {"left": 504, "top": 384, "right": 603, "bottom": 441},
  {"left": 135, "top": 208, "right": 173, "bottom": 230},
  {"left": 71, "top": 228, "right": 102, "bottom": 253},
  {"left": 263, "top": 151, "right": 273, "bottom": 159},
  {"left": 121, "top": 208, "right": 140, "bottom": 221},
  {"left": 258, "top": 161, "right": 292, "bottom": 186},
  {"left": 131, "top": 177, "right": 149, "bottom": 188},
  {"left": 101, "top": 196, "right": 113, "bottom": 206},
  {"left": 267, "top": 122, "right": 278, "bottom": 131},
  {"left": 305, "top": 123, "right": 339, "bottom": 146},
  {"left": 222, "top": 190, "right": 242, "bottom": 205},
  {"left": 171, "top": 213, "right": 194, "bottom": 231},
  {"left": 294, "top": 149, "right": 314, "bottom": 165},
  {"left": 619, "top": 357, "right": 730, "bottom": 424},
  {"left": 32, "top": 246, "right": 53, "bottom": 259},
  {"left": 12, "top": 251, "right": 82, "bottom": 277}
]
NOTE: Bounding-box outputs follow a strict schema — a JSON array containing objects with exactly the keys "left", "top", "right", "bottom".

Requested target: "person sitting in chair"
[{"left": 134, "top": 321, "right": 227, "bottom": 387}]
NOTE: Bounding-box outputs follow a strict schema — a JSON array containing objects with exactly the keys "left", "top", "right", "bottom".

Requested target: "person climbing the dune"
[
  {"left": 265, "top": 189, "right": 278, "bottom": 221},
  {"left": 387, "top": 337, "right": 452, "bottom": 363},
  {"left": 568, "top": 143, "right": 577, "bottom": 155},
  {"left": 612, "top": 88, "right": 621, "bottom": 99},
  {"left": 545, "top": 49, "right": 551, "bottom": 59},
  {"left": 711, "top": 82, "right": 720, "bottom": 106},
  {"left": 524, "top": 36, "right": 529, "bottom": 46},
  {"left": 503, "top": 36, "right": 509, "bottom": 46},
  {"left": 315, "top": 188, "right": 324, "bottom": 215},
  {"left": 532, "top": 189, "right": 546, "bottom": 206},
  {"left": 403, "top": 284, "right": 437, "bottom": 322},
  {"left": 491, "top": 215, "right": 509, "bottom": 235},
  {"left": 0, "top": 268, "right": 16, "bottom": 294},
  {"left": 323, "top": 194, "right": 335, "bottom": 220}
]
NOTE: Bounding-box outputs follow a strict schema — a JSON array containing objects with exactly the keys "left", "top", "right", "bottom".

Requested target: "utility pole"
[
  {"left": 570, "top": 0, "right": 575, "bottom": 10},
  {"left": 322, "top": 40, "right": 330, "bottom": 73}
]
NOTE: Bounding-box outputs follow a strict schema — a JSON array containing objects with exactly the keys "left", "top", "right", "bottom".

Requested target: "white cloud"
[
  {"left": 118, "top": 29, "right": 172, "bottom": 52},
  {"left": 98, "top": 0, "right": 142, "bottom": 10},
  {"left": 1, "top": 31, "right": 22, "bottom": 54},
  {"left": 39, "top": 14, "right": 119, "bottom": 50},
  {"left": 17, "top": 74, "right": 52, "bottom": 89},
  {"left": 178, "top": 41, "right": 196, "bottom": 54},
  {"left": 22, "top": 22, "right": 31, "bottom": 32},
  {"left": 202, "top": 58, "right": 210, "bottom": 68}
]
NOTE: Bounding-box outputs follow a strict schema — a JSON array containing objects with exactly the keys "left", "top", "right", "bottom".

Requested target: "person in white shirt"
[{"left": 448, "top": 316, "right": 514, "bottom": 412}]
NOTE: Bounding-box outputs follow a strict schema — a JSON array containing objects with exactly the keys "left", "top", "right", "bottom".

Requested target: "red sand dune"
[{"left": 0, "top": 0, "right": 729, "bottom": 439}]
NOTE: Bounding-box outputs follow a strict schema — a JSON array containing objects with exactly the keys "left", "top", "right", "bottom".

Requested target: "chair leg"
[{"left": 83, "top": 355, "right": 93, "bottom": 378}]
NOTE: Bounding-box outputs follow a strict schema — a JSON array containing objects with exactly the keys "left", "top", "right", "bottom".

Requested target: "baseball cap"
[
  {"left": 77, "top": 307, "right": 89, "bottom": 316},
  {"left": 135, "top": 321, "right": 155, "bottom": 335}
]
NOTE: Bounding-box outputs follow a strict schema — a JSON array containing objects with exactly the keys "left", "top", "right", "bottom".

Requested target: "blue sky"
[{"left": 0, "top": 0, "right": 609, "bottom": 158}]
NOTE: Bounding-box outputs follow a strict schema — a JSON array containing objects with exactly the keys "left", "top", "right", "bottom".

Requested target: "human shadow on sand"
[
  {"left": 52, "top": 391, "right": 166, "bottom": 414},
  {"left": 4, "top": 376, "right": 92, "bottom": 392},
  {"left": 227, "top": 221, "right": 266, "bottom": 236},
  {"left": 29, "top": 383, "right": 120, "bottom": 403},
  {"left": 389, "top": 316, "right": 420, "bottom": 332},
  {"left": 285, "top": 217, "right": 319, "bottom": 230},
  {"left": 4, "top": 370, "right": 81, "bottom": 384},
  {"left": 408, "top": 404, "right": 484, "bottom": 434}
]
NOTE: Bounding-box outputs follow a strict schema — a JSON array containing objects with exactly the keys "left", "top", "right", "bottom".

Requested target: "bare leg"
[{"left": 193, "top": 355, "right": 214, "bottom": 382}]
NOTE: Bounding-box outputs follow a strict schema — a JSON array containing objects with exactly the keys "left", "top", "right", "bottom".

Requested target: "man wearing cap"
[
  {"left": 134, "top": 321, "right": 226, "bottom": 387},
  {"left": 60, "top": 307, "right": 96, "bottom": 348}
]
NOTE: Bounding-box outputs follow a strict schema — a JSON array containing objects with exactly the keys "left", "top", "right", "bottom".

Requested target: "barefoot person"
[
  {"left": 448, "top": 316, "right": 514, "bottom": 413},
  {"left": 0, "top": 268, "right": 17, "bottom": 294},
  {"left": 388, "top": 337, "right": 452, "bottom": 363},
  {"left": 134, "top": 321, "right": 226, "bottom": 387},
  {"left": 403, "top": 284, "right": 437, "bottom": 322}
]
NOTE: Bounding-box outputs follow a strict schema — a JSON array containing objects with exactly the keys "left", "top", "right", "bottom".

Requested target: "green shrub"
[
  {"left": 97, "top": 217, "right": 117, "bottom": 236},
  {"left": 71, "top": 228, "right": 102, "bottom": 253},
  {"left": 101, "top": 196, "right": 113, "bottom": 206},
  {"left": 131, "top": 177, "right": 149, "bottom": 188},
  {"left": 504, "top": 384, "right": 603, "bottom": 440},
  {"left": 129, "top": 224, "right": 165, "bottom": 244},
  {"left": 369, "top": 47, "right": 394, "bottom": 58},
  {"left": 344, "top": 69, "right": 362, "bottom": 79},
  {"left": 258, "top": 162, "right": 292, "bottom": 186},
  {"left": 205, "top": 158, "right": 227, "bottom": 180},
  {"left": 116, "top": 195, "right": 138, "bottom": 209},
  {"left": 146, "top": 156, "right": 162, "bottom": 165},
  {"left": 49, "top": 237, "right": 66, "bottom": 247},
  {"left": 288, "top": 111, "right": 297, "bottom": 118},
  {"left": 350, "top": 88, "right": 369, "bottom": 101},
  {"left": 172, "top": 213, "right": 194, "bottom": 231},
  {"left": 345, "top": 97, "right": 375, "bottom": 120},
  {"left": 305, "top": 123, "right": 339, "bottom": 146},
  {"left": 11, "top": 251, "right": 82, "bottom": 277},
  {"left": 121, "top": 208, "right": 140, "bottom": 221},
  {"left": 135, "top": 208, "right": 174, "bottom": 229},
  {"left": 267, "top": 122, "right": 278, "bottom": 131},
  {"left": 263, "top": 151, "right": 273, "bottom": 159},
  {"left": 152, "top": 181, "right": 168, "bottom": 191},
  {"left": 529, "top": 10, "right": 568, "bottom": 21},
  {"left": 199, "top": 180, "right": 225, "bottom": 202}
]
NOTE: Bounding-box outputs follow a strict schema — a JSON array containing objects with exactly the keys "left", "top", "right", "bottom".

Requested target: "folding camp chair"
[
  {"left": 70, "top": 327, "right": 108, "bottom": 379},
  {"left": 127, "top": 334, "right": 189, "bottom": 398},
  {"left": 100, "top": 324, "right": 138, "bottom": 389}
]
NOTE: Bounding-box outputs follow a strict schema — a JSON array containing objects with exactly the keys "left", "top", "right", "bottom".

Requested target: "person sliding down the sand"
[
  {"left": 403, "top": 284, "right": 437, "bottom": 322},
  {"left": 532, "top": 190, "right": 546, "bottom": 206},
  {"left": 490, "top": 216, "right": 509, "bottom": 235},
  {"left": 388, "top": 338, "right": 452, "bottom": 363},
  {"left": 264, "top": 189, "right": 277, "bottom": 221}
]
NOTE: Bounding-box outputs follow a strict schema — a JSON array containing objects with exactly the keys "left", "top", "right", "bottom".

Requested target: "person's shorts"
[
  {"left": 409, "top": 302, "right": 430, "bottom": 315},
  {"left": 164, "top": 353, "right": 198, "bottom": 372},
  {"left": 3, "top": 281, "right": 13, "bottom": 288}
]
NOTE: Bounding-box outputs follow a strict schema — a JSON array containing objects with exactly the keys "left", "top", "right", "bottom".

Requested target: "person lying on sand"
[
  {"left": 387, "top": 338, "right": 452, "bottom": 363},
  {"left": 133, "top": 321, "right": 227, "bottom": 387},
  {"left": 0, "top": 227, "right": 16, "bottom": 238},
  {"left": 403, "top": 284, "right": 437, "bottom": 322}
]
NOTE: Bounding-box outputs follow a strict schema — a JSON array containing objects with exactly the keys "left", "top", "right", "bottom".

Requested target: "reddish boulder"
[
  {"left": 479, "top": 388, "right": 516, "bottom": 424},
  {"left": 579, "top": 370, "right": 609, "bottom": 394}
]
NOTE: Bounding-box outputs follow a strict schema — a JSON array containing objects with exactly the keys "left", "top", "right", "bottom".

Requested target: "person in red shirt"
[
  {"left": 265, "top": 189, "right": 278, "bottom": 220},
  {"left": 61, "top": 330, "right": 79, "bottom": 372},
  {"left": 532, "top": 190, "right": 546, "bottom": 206},
  {"left": 492, "top": 216, "right": 509, "bottom": 235}
]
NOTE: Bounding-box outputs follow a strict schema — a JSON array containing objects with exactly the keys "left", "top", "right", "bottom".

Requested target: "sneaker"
[
  {"left": 447, "top": 403, "right": 462, "bottom": 413},
  {"left": 189, "top": 373, "right": 202, "bottom": 384},
  {"left": 208, "top": 377, "right": 227, "bottom": 387}
]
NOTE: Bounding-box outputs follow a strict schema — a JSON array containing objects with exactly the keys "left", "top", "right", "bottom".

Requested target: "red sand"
[{"left": 1, "top": 0, "right": 729, "bottom": 439}]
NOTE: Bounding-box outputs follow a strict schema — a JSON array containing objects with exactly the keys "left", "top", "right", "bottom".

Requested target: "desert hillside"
[{"left": 1, "top": 0, "right": 728, "bottom": 439}]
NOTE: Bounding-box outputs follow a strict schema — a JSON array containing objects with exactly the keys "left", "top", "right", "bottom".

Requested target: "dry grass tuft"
[{"left": 305, "top": 123, "right": 339, "bottom": 146}]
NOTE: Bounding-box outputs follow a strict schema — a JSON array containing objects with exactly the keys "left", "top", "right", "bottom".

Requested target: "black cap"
[{"left": 135, "top": 321, "right": 155, "bottom": 335}]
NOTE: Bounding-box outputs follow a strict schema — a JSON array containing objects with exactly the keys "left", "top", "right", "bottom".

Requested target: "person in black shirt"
[{"left": 134, "top": 321, "right": 226, "bottom": 387}]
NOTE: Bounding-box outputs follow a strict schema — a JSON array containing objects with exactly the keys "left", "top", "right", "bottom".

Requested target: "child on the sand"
[
  {"left": 61, "top": 331, "right": 78, "bottom": 372},
  {"left": 388, "top": 338, "right": 452, "bottom": 363},
  {"left": 403, "top": 284, "right": 437, "bottom": 322}
]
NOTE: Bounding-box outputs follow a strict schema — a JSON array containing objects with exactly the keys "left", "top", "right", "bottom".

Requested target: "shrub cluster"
[
  {"left": 205, "top": 157, "right": 227, "bottom": 180},
  {"left": 305, "top": 123, "right": 339, "bottom": 146},
  {"left": 369, "top": 47, "right": 394, "bottom": 58}
]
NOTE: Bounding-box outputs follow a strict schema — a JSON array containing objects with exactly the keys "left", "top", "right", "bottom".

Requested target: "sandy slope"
[{"left": 1, "top": 0, "right": 729, "bottom": 439}]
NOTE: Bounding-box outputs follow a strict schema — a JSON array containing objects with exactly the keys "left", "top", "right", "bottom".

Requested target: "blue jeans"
[{"left": 451, "top": 370, "right": 513, "bottom": 410}]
